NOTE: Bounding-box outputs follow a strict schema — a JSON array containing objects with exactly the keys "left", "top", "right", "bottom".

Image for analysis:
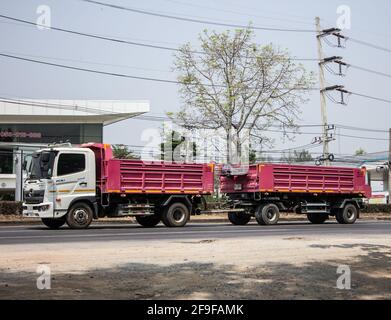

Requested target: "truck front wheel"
[
  {"left": 41, "top": 217, "right": 66, "bottom": 229},
  {"left": 336, "top": 204, "right": 358, "bottom": 224},
  {"left": 255, "top": 203, "right": 280, "bottom": 225},
  {"left": 228, "top": 212, "right": 251, "bottom": 225},
  {"left": 66, "top": 202, "right": 93, "bottom": 229},
  {"left": 136, "top": 214, "right": 161, "bottom": 227},
  {"left": 307, "top": 213, "right": 328, "bottom": 224},
  {"left": 161, "top": 202, "right": 190, "bottom": 227}
]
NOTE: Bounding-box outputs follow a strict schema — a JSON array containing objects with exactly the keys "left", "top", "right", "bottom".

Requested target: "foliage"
[
  {"left": 172, "top": 28, "right": 314, "bottom": 161},
  {"left": 355, "top": 148, "right": 366, "bottom": 156},
  {"left": 160, "top": 129, "right": 197, "bottom": 161},
  {"left": 280, "top": 149, "right": 313, "bottom": 163},
  {"left": 112, "top": 145, "right": 140, "bottom": 160},
  {"left": 0, "top": 201, "right": 22, "bottom": 215}
]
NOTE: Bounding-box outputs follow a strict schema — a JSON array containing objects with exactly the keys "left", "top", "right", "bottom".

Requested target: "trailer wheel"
[
  {"left": 66, "top": 202, "right": 93, "bottom": 229},
  {"left": 255, "top": 203, "right": 280, "bottom": 225},
  {"left": 136, "top": 215, "right": 161, "bottom": 227},
  {"left": 41, "top": 217, "right": 66, "bottom": 229},
  {"left": 162, "top": 202, "right": 190, "bottom": 227},
  {"left": 307, "top": 213, "right": 328, "bottom": 224},
  {"left": 228, "top": 212, "right": 251, "bottom": 225},
  {"left": 336, "top": 204, "right": 358, "bottom": 224}
]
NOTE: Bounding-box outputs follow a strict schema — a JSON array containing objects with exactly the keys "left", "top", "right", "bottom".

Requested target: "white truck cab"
[{"left": 23, "top": 146, "right": 97, "bottom": 229}]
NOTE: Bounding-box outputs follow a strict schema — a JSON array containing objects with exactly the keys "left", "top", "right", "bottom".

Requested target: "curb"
[{"left": 0, "top": 216, "right": 390, "bottom": 225}]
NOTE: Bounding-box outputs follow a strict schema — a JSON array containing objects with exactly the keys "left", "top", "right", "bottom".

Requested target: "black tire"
[
  {"left": 336, "top": 204, "right": 358, "bottom": 224},
  {"left": 66, "top": 202, "right": 93, "bottom": 229},
  {"left": 136, "top": 214, "right": 161, "bottom": 227},
  {"left": 255, "top": 203, "right": 280, "bottom": 225},
  {"left": 161, "top": 202, "right": 190, "bottom": 227},
  {"left": 41, "top": 217, "right": 66, "bottom": 229},
  {"left": 307, "top": 213, "right": 328, "bottom": 224},
  {"left": 228, "top": 212, "right": 251, "bottom": 225}
]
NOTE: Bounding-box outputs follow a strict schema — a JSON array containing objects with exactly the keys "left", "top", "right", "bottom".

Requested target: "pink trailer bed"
[{"left": 221, "top": 163, "right": 371, "bottom": 197}]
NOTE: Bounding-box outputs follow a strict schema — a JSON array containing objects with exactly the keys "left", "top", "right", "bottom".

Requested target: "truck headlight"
[{"left": 38, "top": 205, "right": 50, "bottom": 212}]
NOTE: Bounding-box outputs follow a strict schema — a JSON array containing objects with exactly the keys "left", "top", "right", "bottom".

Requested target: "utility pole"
[
  {"left": 14, "top": 149, "right": 23, "bottom": 202},
  {"left": 315, "top": 17, "right": 330, "bottom": 165}
]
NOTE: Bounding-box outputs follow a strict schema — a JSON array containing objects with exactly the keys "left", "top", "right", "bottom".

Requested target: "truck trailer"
[
  {"left": 220, "top": 163, "right": 371, "bottom": 225},
  {"left": 23, "top": 143, "right": 214, "bottom": 229}
]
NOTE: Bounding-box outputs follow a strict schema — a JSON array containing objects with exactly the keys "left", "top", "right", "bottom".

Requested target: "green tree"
[
  {"left": 112, "top": 144, "right": 140, "bottom": 160},
  {"left": 355, "top": 148, "right": 366, "bottom": 156},
  {"left": 160, "top": 130, "right": 197, "bottom": 161},
  {"left": 280, "top": 149, "right": 313, "bottom": 163},
  {"left": 172, "top": 28, "right": 314, "bottom": 162}
]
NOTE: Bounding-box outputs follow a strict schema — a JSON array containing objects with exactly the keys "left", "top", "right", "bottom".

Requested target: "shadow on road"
[
  {"left": 0, "top": 243, "right": 390, "bottom": 299},
  {"left": 25, "top": 220, "right": 347, "bottom": 231}
]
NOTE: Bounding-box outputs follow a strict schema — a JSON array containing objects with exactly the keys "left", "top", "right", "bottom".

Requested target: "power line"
[
  {"left": 161, "top": 0, "right": 316, "bottom": 26},
  {"left": 348, "top": 37, "right": 391, "bottom": 54},
  {"left": 2, "top": 96, "right": 390, "bottom": 142},
  {"left": 0, "top": 14, "right": 188, "bottom": 54},
  {"left": 350, "top": 91, "right": 391, "bottom": 104},
  {"left": 335, "top": 124, "right": 389, "bottom": 133},
  {"left": 0, "top": 97, "right": 111, "bottom": 114},
  {"left": 0, "top": 14, "right": 318, "bottom": 62},
  {"left": 337, "top": 133, "right": 389, "bottom": 141},
  {"left": 349, "top": 64, "right": 391, "bottom": 79},
  {"left": 0, "top": 52, "right": 183, "bottom": 85},
  {"left": 80, "top": 0, "right": 317, "bottom": 33},
  {"left": 0, "top": 50, "right": 172, "bottom": 74},
  {"left": 0, "top": 52, "right": 319, "bottom": 91}
]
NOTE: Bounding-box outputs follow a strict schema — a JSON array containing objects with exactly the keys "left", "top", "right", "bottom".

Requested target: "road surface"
[{"left": 0, "top": 220, "right": 390, "bottom": 245}]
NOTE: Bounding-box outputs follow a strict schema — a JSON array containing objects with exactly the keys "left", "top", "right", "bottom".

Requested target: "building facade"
[{"left": 0, "top": 99, "right": 149, "bottom": 198}]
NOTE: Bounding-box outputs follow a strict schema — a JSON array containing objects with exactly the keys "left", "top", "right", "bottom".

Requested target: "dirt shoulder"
[{"left": 1, "top": 231, "right": 390, "bottom": 299}]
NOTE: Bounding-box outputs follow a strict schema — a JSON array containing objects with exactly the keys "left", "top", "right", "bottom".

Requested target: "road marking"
[
  {"left": 0, "top": 228, "right": 303, "bottom": 240},
  {"left": 1, "top": 224, "right": 388, "bottom": 241}
]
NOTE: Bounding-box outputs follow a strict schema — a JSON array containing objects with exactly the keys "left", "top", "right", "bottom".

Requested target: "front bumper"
[{"left": 23, "top": 202, "right": 54, "bottom": 218}]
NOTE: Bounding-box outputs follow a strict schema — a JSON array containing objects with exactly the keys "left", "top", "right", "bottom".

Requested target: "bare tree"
[{"left": 172, "top": 28, "right": 315, "bottom": 162}]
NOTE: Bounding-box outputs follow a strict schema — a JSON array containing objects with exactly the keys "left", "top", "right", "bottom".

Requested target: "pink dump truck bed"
[
  {"left": 220, "top": 163, "right": 371, "bottom": 198},
  {"left": 104, "top": 159, "right": 214, "bottom": 194},
  {"left": 83, "top": 143, "right": 214, "bottom": 195}
]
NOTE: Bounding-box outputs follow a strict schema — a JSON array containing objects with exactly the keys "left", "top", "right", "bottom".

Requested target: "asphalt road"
[{"left": 0, "top": 220, "right": 390, "bottom": 245}]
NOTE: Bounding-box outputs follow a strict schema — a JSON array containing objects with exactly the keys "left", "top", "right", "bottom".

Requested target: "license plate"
[{"left": 234, "top": 184, "right": 242, "bottom": 191}]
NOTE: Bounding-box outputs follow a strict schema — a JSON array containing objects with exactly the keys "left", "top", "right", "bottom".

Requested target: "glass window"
[
  {"left": 57, "top": 153, "right": 85, "bottom": 176},
  {"left": 0, "top": 151, "right": 13, "bottom": 174}
]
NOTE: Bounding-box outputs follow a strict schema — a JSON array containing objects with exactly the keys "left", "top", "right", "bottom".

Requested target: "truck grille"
[{"left": 24, "top": 190, "right": 45, "bottom": 204}]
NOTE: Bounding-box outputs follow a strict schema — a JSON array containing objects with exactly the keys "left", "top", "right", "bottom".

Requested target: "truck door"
[{"left": 53, "top": 151, "right": 93, "bottom": 214}]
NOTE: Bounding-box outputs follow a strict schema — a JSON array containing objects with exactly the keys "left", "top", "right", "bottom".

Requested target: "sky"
[{"left": 1, "top": 0, "right": 390, "bottom": 159}]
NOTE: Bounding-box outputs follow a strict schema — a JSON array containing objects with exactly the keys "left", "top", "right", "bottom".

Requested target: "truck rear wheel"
[
  {"left": 336, "top": 204, "right": 358, "bottom": 224},
  {"left": 307, "top": 213, "right": 328, "bottom": 224},
  {"left": 255, "top": 203, "right": 280, "bottom": 225},
  {"left": 136, "top": 214, "right": 161, "bottom": 227},
  {"left": 228, "top": 212, "right": 251, "bottom": 225},
  {"left": 41, "top": 217, "right": 66, "bottom": 229},
  {"left": 66, "top": 202, "right": 93, "bottom": 229},
  {"left": 161, "top": 202, "right": 190, "bottom": 227}
]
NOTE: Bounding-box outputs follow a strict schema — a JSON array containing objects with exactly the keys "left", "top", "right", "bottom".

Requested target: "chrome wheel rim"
[
  {"left": 172, "top": 209, "right": 186, "bottom": 223},
  {"left": 73, "top": 208, "right": 89, "bottom": 225}
]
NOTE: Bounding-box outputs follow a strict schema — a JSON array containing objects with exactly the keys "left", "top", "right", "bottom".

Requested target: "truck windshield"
[{"left": 29, "top": 151, "right": 56, "bottom": 180}]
